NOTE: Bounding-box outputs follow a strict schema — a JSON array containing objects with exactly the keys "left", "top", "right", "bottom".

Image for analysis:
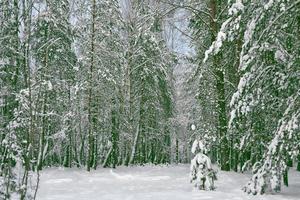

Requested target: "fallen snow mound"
[{"left": 37, "top": 165, "right": 300, "bottom": 200}]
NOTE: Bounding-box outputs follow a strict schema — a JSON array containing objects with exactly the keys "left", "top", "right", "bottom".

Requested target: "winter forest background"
[{"left": 0, "top": 0, "right": 299, "bottom": 199}]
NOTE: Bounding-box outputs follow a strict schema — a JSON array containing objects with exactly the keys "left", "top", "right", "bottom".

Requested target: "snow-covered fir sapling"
[{"left": 190, "top": 139, "right": 217, "bottom": 190}]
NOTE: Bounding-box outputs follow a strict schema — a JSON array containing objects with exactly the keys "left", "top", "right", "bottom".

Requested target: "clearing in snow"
[{"left": 37, "top": 165, "right": 300, "bottom": 200}]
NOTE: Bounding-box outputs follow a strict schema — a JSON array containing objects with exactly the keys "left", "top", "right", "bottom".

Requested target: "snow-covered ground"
[{"left": 37, "top": 165, "right": 300, "bottom": 200}]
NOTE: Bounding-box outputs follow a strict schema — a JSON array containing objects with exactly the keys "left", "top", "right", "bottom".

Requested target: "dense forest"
[{"left": 0, "top": 0, "right": 299, "bottom": 199}]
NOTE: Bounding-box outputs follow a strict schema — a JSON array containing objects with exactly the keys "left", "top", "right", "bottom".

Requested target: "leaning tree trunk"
[{"left": 129, "top": 124, "right": 140, "bottom": 165}]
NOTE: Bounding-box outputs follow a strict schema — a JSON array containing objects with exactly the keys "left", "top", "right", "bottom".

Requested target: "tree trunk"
[
  {"left": 21, "top": 0, "right": 33, "bottom": 198},
  {"left": 129, "top": 124, "right": 140, "bottom": 164},
  {"left": 103, "top": 146, "right": 113, "bottom": 168},
  {"left": 37, "top": 96, "right": 47, "bottom": 170},
  {"left": 37, "top": 22, "right": 49, "bottom": 170},
  {"left": 283, "top": 168, "right": 288, "bottom": 187},
  {"left": 13, "top": 0, "right": 20, "bottom": 90},
  {"left": 93, "top": 134, "right": 98, "bottom": 170},
  {"left": 176, "top": 138, "right": 179, "bottom": 164},
  {"left": 209, "top": 0, "right": 230, "bottom": 171},
  {"left": 297, "top": 154, "right": 300, "bottom": 171},
  {"left": 111, "top": 101, "right": 119, "bottom": 168},
  {"left": 87, "top": 0, "right": 96, "bottom": 172}
]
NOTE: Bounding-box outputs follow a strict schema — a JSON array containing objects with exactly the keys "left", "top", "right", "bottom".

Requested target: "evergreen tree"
[
  {"left": 206, "top": 0, "right": 300, "bottom": 194},
  {"left": 186, "top": 0, "right": 238, "bottom": 171}
]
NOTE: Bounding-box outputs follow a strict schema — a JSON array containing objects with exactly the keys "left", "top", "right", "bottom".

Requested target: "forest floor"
[{"left": 36, "top": 164, "right": 300, "bottom": 200}]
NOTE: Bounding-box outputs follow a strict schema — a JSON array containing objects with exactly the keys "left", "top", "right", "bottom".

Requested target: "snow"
[
  {"left": 229, "top": 0, "right": 244, "bottom": 16},
  {"left": 191, "top": 140, "right": 199, "bottom": 154},
  {"left": 36, "top": 165, "right": 300, "bottom": 200},
  {"left": 203, "top": 18, "right": 231, "bottom": 63},
  {"left": 275, "top": 50, "right": 286, "bottom": 62},
  {"left": 264, "top": 0, "right": 274, "bottom": 10},
  {"left": 191, "top": 140, "right": 207, "bottom": 154},
  {"left": 191, "top": 124, "right": 196, "bottom": 131},
  {"left": 242, "top": 15, "right": 260, "bottom": 64},
  {"left": 47, "top": 81, "right": 53, "bottom": 91}
]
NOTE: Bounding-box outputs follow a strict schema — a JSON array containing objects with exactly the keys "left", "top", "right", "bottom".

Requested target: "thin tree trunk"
[
  {"left": 209, "top": 0, "right": 230, "bottom": 171},
  {"left": 93, "top": 134, "right": 98, "bottom": 170},
  {"left": 129, "top": 124, "right": 140, "bottom": 164},
  {"left": 33, "top": 170, "right": 40, "bottom": 200},
  {"left": 37, "top": 23, "right": 49, "bottom": 170},
  {"left": 21, "top": 0, "right": 33, "bottom": 198},
  {"left": 103, "top": 146, "right": 113, "bottom": 168},
  {"left": 13, "top": 0, "right": 20, "bottom": 90},
  {"left": 111, "top": 102, "right": 118, "bottom": 168},
  {"left": 176, "top": 138, "right": 179, "bottom": 164},
  {"left": 37, "top": 96, "right": 46, "bottom": 170},
  {"left": 283, "top": 168, "right": 289, "bottom": 187},
  {"left": 87, "top": 0, "right": 96, "bottom": 172},
  {"left": 297, "top": 154, "right": 300, "bottom": 171}
]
